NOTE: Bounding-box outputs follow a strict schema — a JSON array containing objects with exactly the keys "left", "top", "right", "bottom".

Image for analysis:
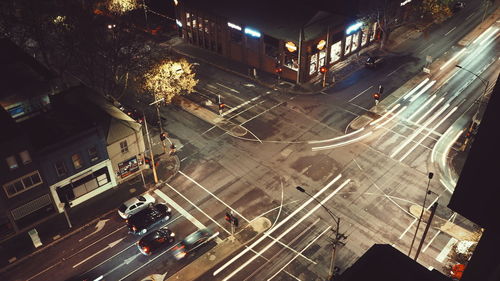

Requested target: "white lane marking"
[
  {"left": 309, "top": 128, "right": 365, "bottom": 144},
  {"left": 386, "top": 65, "right": 404, "bottom": 77},
  {"left": 348, "top": 86, "right": 373, "bottom": 102},
  {"left": 216, "top": 82, "right": 240, "bottom": 93},
  {"left": 423, "top": 214, "right": 456, "bottom": 254},
  {"left": 391, "top": 103, "right": 450, "bottom": 158},
  {"left": 370, "top": 104, "right": 401, "bottom": 126},
  {"left": 312, "top": 132, "right": 373, "bottom": 151},
  {"left": 440, "top": 48, "right": 467, "bottom": 70},
  {"left": 398, "top": 106, "right": 458, "bottom": 162},
  {"left": 154, "top": 189, "right": 206, "bottom": 230},
  {"left": 436, "top": 238, "right": 457, "bottom": 262},
  {"left": 79, "top": 219, "right": 110, "bottom": 242},
  {"left": 472, "top": 26, "right": 493, "bottom": 44},
  {"left": 375, "top": 106, "right": 407, "bottom": 129},
  {"left": 103, "top": 253, "right": 141, "bottom": 277},
  {"left": 409, "top": 80, "right": 436, "bottom": 102},
  {"left": 465, "top": 12, "right": 475, "bottom": 21},
  {"left": 221, "top": 179, "right": 351, "bottom": 281},
  {"left": 419, "top": 43, "right": 435, "bottom": 55},
  {"left": 213, "top": 174, "right": 343, "bottom": 277},
  {"left": 221, "top": 97, "right": 261, "bottom": 117},
  {"left": 179, "top": 171, "right": 249, "bottom": 223},
  {"left": 444, "top": 26, "right": 456, "bottom": 36},
  {"left": 407, "top": 95, "right": 437, "bottom": 121},
  {"left": 72, "top": 238, "right": 124, "bottom": 268},
  {"left": 399, "top": 196, "right": 440, "bottom": 240},
  {"left": 402, "top": 78, "right": 430, "bottom": 100},
  {"left": 267, "top": 225, "right": 332, "bottom": 281},
  {"left": 415, "top": 97, "right": 445, "bottom": 124}
]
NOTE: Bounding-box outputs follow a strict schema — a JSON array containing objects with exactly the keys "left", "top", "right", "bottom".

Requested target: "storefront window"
[
  {"left": 370, "top": 22, "right": 378, "bottom": 41},
  {"left": 284, "top": 51, "right": 298, "bottom": 71},
  {"left": 361, "top": 27, "right": 369, "bottom": 46},
  {"left": 118, "top": 157, "right": 139, "bottom": 178},
  {"left": 344, "top": 35, "right": 352, "bottom": 56},
  {"left": 318, "top": 50, "right": 326, "bottom": 68},
  {"left": 352, "top": 32, "right": 360, "bottom": 52},
  {"left": 309, "top": 53, "right": 318, "bottom": 75},
  {"left": 330, "top": 41, "right": 341, "bottom": 63}
]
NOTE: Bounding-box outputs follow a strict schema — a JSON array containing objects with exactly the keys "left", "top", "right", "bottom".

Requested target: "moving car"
[
  {"left": 137, "top": 227, "right": 175, "bottom": 255},
  {"left": 172, "top": 228, "right": 216, "bottom": 260},
  {"left": 126, "top": 203, "right": 172, "bottom": 235},
  {"left": 118, "top": 194, "right": 156, "bottom": 219},
  {"left": 365, "top": 56, "right": 384, "bottom": 68}
]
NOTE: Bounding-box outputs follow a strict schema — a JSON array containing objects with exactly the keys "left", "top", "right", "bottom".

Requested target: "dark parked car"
[
  {"left": 126, "top": 203, "right": 172, "bottom": 235},
  {"left": 137, "top": 227, "right": 175, "bottom": 255},
  {"left": 452, "top": 1, "right": 465, "bottom": 12},
  {"left": 172, "top": 228, "right": 216, "bottom": 260},
  {"left": 365, "top": 56, "right": 384, "bottom": 68}
]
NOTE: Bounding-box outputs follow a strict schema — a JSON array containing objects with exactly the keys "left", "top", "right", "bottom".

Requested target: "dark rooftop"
[{"left": 182, "top": 0, "right": 354, "bottom": 42}]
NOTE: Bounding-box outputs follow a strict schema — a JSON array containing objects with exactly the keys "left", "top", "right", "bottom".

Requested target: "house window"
[
  {"left": 3, "top": 171, "right": 43, "bottom": 198},
  {"left": 19, "top": 150, "right": 32, "bottom": 164},
  {"left": 120, "top": 140, "right": 129, "bottom": 153},
  {"left": 88, "top": 146, "right": 99, "bottom": 162},
  {"left": 55, "top": 161, "right": 67, "bottom": 177},
  {"left": 6, "top": 156, "right": 18, "bottom": 170},
  {"left": 72, "top": 153, "right": 83, "bottom": 169}
]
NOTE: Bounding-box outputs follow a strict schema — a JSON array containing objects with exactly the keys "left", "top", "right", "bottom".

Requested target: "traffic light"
[
  {"left": 275, "top": 66, "right": 283, "bottom": 74},
  {"left": 373, "top": 93, "right": 380, "bottom": 100},
  {"left": 225, "top": 212, "right": 232, "bottom": 222},
  {"left": 320, "top": 66, "right": 327, "bottom": 74},
  {"left": 219, "top": 103, "right": 225, "bottom": 110},
  {"left": 160, "top": 132, "right": 167, "bottom": 141},
  {"left": 224, "top": 212, "right": 238, "bottom": 227}
]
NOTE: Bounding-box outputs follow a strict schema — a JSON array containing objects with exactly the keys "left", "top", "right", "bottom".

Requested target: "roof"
[
  {"left": 448, "top": 74, "right": 500, "bottom": 228},
  {"left": 338, "top": 244, "right": 449, "bottom": 281},
  {"left": 76, "top": 87, "right": 141, "bottom": 145},
  {"left": 182, "top": 0, "right": 351, "bottom": 42},
  {"left": 0, "top": 38, "right": 56, "bottom": 106}
]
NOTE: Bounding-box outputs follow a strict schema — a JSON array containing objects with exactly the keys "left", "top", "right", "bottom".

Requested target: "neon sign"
[
  {"left": 227, "top": 22, "right": 242, "bottom": 31},
  {"left": 244, "top": 27, "right": 261, "bottom": 38},
  {"left": 346, "top": 22, "right": 362, "bottom": 35}
]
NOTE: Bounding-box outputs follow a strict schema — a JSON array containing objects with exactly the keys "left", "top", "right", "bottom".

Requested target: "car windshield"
[
  {"left": 119, "top": 204, "right": 127, "bottom": 212},
  {"left": 138, "top": 195, "right": 146, "bottom": 202}
]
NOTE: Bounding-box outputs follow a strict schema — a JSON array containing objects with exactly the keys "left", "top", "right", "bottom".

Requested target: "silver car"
[{"left": 118, "top": 193, "right": 156, "bottom": 219}]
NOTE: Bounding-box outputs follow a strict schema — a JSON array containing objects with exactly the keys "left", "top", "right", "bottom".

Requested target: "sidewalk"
[{"left": 0, "top": 153, "right": 180, "bottom": 272}]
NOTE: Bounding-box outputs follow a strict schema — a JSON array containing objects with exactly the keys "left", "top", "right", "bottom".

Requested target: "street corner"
[
  {"left": 349, "top": 115, "right": 374, "bottom": 130},
  {"left": 155, "top": 154, "right": 181, "bottom": 183}
]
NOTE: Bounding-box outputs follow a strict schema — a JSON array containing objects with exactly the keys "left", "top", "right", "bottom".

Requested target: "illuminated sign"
[
  {"left": 244, "top": 27, "right": 261, "bottom": 38},
  {"left": 317, "top": 39, "right": 326, "bottom": 50},
  {"left": 176, "top": 19, "right": 182, "bottom": 27},
  {"left": 400, "top": 0, "right": 411, "bottom": 6},
  {"left": 346, "top": 22, "right": 362, "bottom": 35},
  {"left": 227, "top": 22, "right": 242, "bottom": 31},
  {"left": 285, "top": 41, "right": 297, "bottom": 52},
  {"left": 173, "top": 0, "right": 179, "bottom": 6}
]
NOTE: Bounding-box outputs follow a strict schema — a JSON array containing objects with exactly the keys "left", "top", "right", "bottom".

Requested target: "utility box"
[{"left": 28, "top": 228, "right": 42, "bottom": 248}]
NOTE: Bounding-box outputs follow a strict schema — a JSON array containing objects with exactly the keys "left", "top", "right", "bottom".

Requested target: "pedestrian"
[{"left": 169, "top": 143, "right": 176, "bottom": 155}]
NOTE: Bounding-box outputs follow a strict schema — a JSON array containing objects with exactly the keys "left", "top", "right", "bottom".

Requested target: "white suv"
[{"left": 118, "top": 194, "right": 156, "bottom": 219}]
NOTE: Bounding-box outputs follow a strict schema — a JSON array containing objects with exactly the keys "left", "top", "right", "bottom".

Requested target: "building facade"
[{"left": 174, "top": 0, "right": 379, "bottom": 84}]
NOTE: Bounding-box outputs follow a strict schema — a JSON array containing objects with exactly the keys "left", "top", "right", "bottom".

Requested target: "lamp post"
[
  {"left": 149, "top": 98, "right": 168, "bottom": 154},
  {"left": 296, "top": 186, "right": 346, "bottom": 280},
  {"left": 408, "top": 172, "right": 433, "bottom": 257},
  {"left": 455, "top": 65, "right": 489, "bottom": 123}
]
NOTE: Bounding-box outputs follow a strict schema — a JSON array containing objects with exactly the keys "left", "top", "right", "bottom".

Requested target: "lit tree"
[
  {"left": 422, "top": 0, "right": 453, "bottom": 23},
  {"left": 107, "top": 0, "right": 139, "bottom": 15},
  {"left": 143, "top": 59, "right": 198, "bottom": 104}
]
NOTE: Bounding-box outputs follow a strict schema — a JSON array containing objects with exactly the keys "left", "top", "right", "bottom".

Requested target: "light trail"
[
  {"left": 409, "top": 80, "right": 436, "bottom": 102},
  {"left": 213, "top": 174, "right": 342, "bottom": 277},
  {"left": 311, "top": 132, "right": 373, "bottom": 151},
  {"left": 439, "top": 48, "right": 467, "bottom": 70},
  {"left": 407, "top": 95, "right": 437, "bottom": 121},
  {"left": 402, "top": 78, "right": 430, "bottom": 100},
  {"left": 369, "top": 104, "right": 401, "bottom": 126},
  {"left": 308, "top": 128, "right": 365, "bottom": 144}
]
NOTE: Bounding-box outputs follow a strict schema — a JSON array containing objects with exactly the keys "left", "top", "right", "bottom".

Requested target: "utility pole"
[
  {"left": 414, "top": 202, "right": 438, "bottom": 261},
  {"left": 150, "top": 98, "right": 166, "bottom": 154},
  {"left": 143, "top": 113, "right": 158, "bottom": 184},
  {"left": 296, "top": 186, "right": 347, "bottom": 280},
  {"left": 408, "top": 172, "right": 433, "bottom": 257}
]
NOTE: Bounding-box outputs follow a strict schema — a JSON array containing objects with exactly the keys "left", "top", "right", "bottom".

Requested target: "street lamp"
[
  {"left": 455, "top": 65, "right": 489, "bottom": 139},
  {"left": 296, "top": 186, "right": 346, "bottom": 280},
  {"left": 408, "top": 172, "right": 433, "bottom": 257}
]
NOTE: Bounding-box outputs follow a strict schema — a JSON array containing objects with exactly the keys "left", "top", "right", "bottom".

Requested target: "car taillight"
[
  {"left": 143, "top": 246, "right": 150, "bottom": 253},
  {"left": 132, "top": 226, "right": 137, "bottom": 232}
]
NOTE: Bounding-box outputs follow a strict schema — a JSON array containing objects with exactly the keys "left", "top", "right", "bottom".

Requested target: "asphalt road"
[{"left": 3, "top": 1, "right": 498, "bottom": 280}]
